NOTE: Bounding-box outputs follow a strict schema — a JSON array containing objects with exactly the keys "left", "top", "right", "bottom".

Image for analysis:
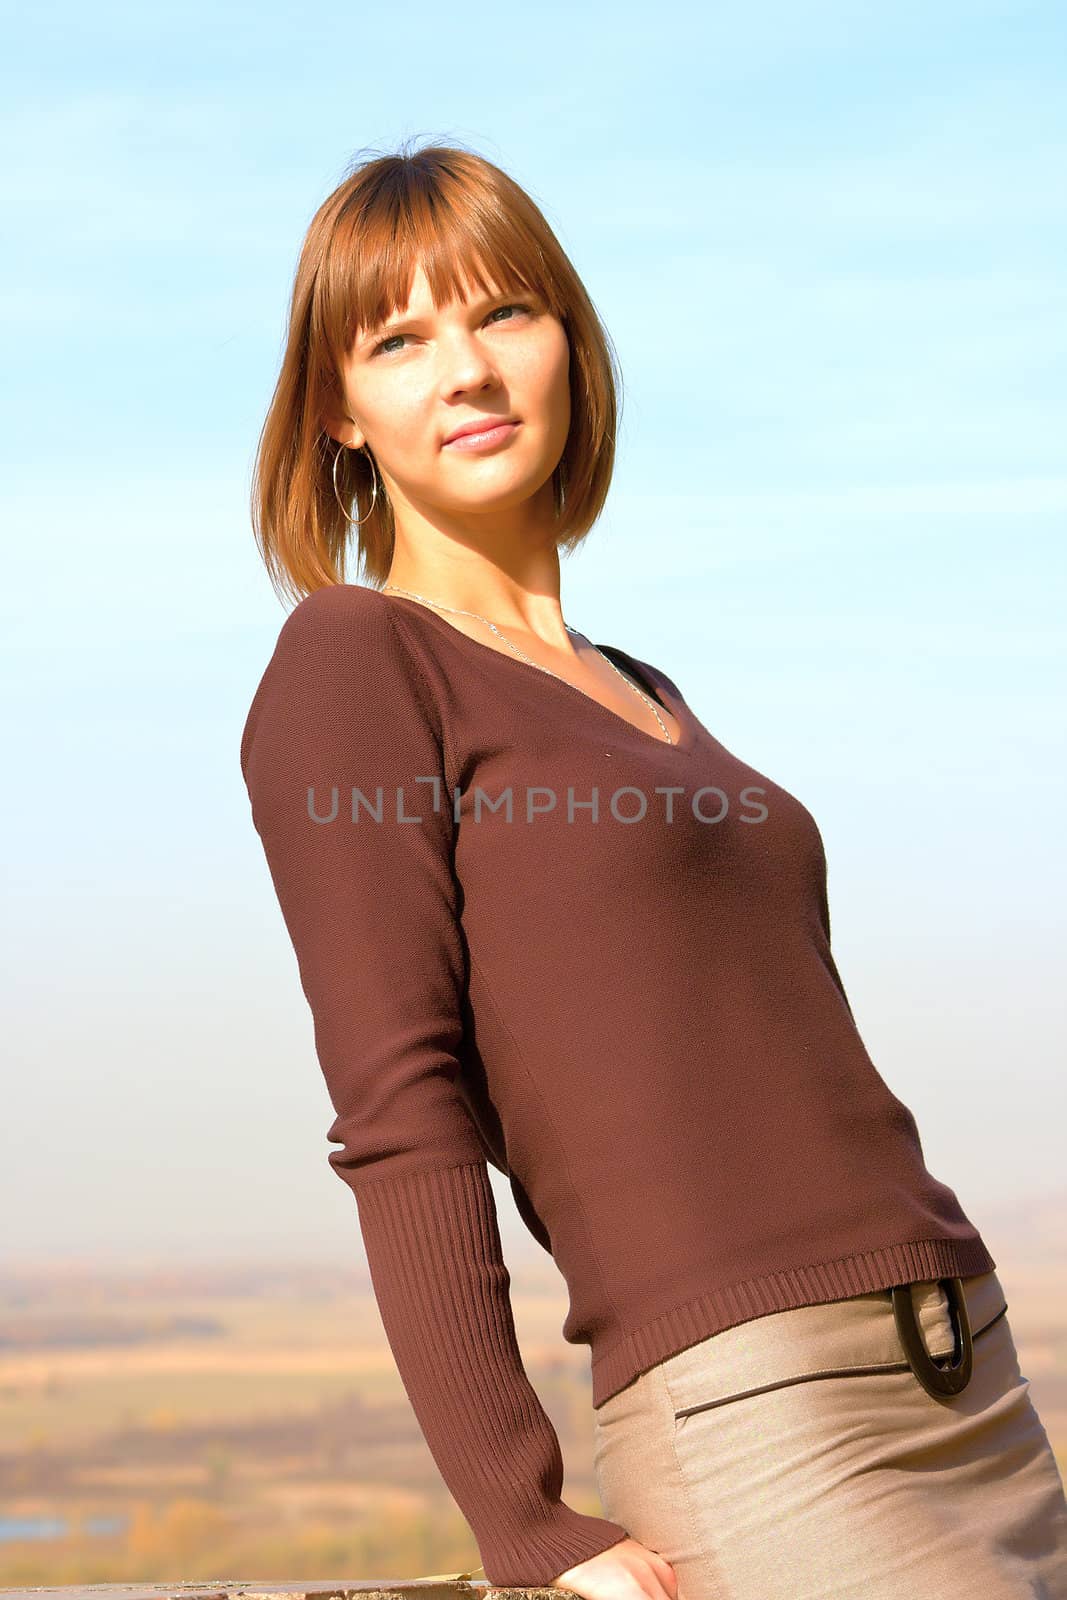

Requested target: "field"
[
  {"left": 2, "top": 1209, "right": 1065, "bottom": 1589},
  {"left": 0, "top": 1252, "right": 605, "bottom": 1587}
]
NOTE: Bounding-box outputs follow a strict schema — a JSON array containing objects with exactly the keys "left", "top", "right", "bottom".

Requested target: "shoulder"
[
  {"left": 240, "top": 584, "right": 434, "bottom": 782},
  {"left": 271, "top": 582, "right": 399, "bottom": 666},
  {"left": 599, "top": 642, "right": 685, "bottom": 705}
]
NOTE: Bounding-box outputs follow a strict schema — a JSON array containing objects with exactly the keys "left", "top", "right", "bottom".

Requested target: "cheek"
[
  {"left": 515, "top": 326, "right": 571, "bottom": 404},
  {"left": 361, "top": 385, "right": 430, "bottom": 456},
  {"left": 544, "top": 321, "right": 571, "bottom": 378}
]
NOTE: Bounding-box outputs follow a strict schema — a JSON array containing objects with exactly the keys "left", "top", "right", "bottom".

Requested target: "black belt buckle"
[{"left": 891, "top": 1275, "right": 973, "bottom": 1398}]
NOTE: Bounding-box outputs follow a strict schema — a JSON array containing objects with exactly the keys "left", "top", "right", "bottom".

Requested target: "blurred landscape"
[{"left": 2, "top": 1191, "right": 1065, "bottom": 1588}]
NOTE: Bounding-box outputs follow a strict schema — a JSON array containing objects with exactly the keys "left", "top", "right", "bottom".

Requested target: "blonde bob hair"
[{"left": 249, "top": 139, "right": 624, "bottom": 604}]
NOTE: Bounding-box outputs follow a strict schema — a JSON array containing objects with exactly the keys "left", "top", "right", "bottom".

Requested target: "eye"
[
  {"left": 487, "top": 301, "right": 534, "bottom": 325},
  {"left": 369, "top": 301, "right": 535, "bottom": 358},
  {"left": 370, "top": 331, "right": 408, "bottom": 357}
]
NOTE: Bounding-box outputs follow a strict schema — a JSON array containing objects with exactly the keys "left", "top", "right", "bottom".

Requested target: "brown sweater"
[{"left": 239, "top": 582, "right": 995, "bottom": 1585}]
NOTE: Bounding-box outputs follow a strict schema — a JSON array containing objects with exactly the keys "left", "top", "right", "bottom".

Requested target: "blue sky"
[{"left": 3, "top": 0, "right": 1064, "bottom": 1266}]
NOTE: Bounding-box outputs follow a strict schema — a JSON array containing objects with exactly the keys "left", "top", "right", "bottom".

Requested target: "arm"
[{"left": 240, "top": 585, "right": 629, "bottom": 1586}]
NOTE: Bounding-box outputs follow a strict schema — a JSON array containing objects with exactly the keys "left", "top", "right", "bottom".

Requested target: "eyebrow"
[{"left": 359, "top": 287, "right": 539, "bottom": 348}]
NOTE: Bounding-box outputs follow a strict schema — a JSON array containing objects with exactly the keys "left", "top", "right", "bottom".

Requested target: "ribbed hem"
[
  {"left": 353, "top": 1161, "right": 629, "bottom": 1587},
  {"left": 590, "top": 1232, "right": 997, "bottom": 1407}
]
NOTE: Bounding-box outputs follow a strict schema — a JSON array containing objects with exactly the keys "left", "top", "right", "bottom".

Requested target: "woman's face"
[{"left": 329, "top": 259, "right": 571, "bottom": 528}]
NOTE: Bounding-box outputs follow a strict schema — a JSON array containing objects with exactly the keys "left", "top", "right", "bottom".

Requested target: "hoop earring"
[
  {"left": 554, "top": 458, "right": 569, "bottom": 518},
  {"left": 332, "top": 442, "right": 380, "bottom": 527}
]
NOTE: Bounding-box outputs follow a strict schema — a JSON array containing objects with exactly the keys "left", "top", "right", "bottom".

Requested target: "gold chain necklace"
[{"left": 381, "top": 583, "right": 673, "bottom": 743}]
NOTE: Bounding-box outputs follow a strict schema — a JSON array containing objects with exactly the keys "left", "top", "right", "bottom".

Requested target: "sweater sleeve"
[{"left": 239, "top": 585, "right": 629, "bottom": 1586}]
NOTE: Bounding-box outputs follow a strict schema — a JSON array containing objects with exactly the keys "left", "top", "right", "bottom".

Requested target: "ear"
[
  {"left": 321, "top": 369, "right": 365, "bottom": 447},
  {"left": 321, "top": 404, "right": 366, "bottom": 449}
]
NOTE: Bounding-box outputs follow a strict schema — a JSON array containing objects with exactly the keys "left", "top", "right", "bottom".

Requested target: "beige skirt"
[{"left": 593, "top": 1270, "right": 1067, "bottom": 1599}]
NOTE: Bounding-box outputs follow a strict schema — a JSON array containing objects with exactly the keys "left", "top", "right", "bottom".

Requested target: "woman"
[{"left": 239, "top": 141, "right": 1067, "bottom": 1600}]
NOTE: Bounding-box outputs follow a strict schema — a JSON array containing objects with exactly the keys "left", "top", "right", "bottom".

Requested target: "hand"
[{"left": 549, "top": 1535, "right": 680, "bottom": 1600}]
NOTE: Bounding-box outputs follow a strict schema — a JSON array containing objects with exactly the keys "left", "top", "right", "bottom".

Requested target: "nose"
[{"left": 438, "top": 330, "right": 501, "bottom": 395}]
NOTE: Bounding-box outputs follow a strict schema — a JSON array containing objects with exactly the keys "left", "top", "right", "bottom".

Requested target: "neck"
[{"left": 381, "top": 567, "right": 572, "bottom": 648}]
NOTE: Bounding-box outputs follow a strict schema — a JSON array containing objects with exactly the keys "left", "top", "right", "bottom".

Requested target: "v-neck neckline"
[{"left": 373, "top": 588, "right": 695, "bottom": 756}]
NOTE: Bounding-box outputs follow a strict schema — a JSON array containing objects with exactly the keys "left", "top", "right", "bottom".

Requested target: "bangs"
[{"left": 317, "top": 165, "right": 564, "bottom": 364}]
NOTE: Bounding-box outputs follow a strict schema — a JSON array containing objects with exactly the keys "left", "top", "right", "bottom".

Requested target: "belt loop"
[{"left": 891, "top": 1276, "right": 973, "bottom": 1398}]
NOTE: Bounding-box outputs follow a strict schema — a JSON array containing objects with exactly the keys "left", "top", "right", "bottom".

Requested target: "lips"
[{"left": 443, "top": 416, "right": 520, "bottom": 445}]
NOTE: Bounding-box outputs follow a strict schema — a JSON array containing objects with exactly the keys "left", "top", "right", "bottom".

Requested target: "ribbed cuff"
[
  {"left": 478, "top": 1506, "right": 630, "bottom": 1589},
  {"left": 353, "top": 1161, "right": 629, "bottom": 1588}
]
